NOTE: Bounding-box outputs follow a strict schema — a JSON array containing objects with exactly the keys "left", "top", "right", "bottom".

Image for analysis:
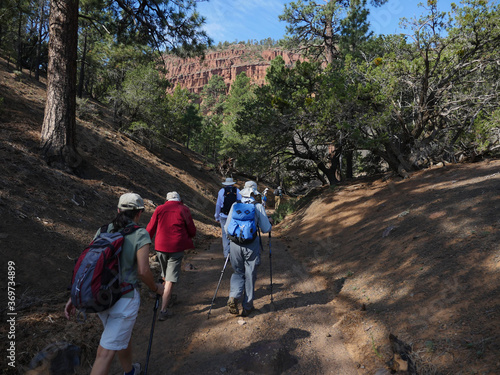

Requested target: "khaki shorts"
[{"left": 156, "top": 251, "right": 184, "bottom": 283}]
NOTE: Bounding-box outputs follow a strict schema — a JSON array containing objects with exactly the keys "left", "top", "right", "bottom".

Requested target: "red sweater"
[{"left": 146, "top": 201, "right": 196, "bottom": 253}]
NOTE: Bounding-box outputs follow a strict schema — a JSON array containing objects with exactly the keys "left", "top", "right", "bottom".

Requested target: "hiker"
[
  {"left": 262, "top": 188, "right": 269, "bottom": 208},
  {"left": 225, "top": 181, "right": 272, "bottom": 317},
  {"left": 65, "top": 193, "right": 164, "bottom": 375},
  {"left": 274, "top": 186, "right": 283, "bottom": 210},
  {"left": 147, "top": 191, "right": 196, "bottom": 321},
  {"left": 214, "top": 177, "right": 242, "bottom": 257}
]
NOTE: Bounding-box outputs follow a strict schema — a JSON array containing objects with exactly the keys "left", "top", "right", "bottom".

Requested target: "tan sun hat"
[
  {"left": 240, "top": 181, "right": 260, "bottom": 197},
  {"left": 118, "top": 193, "right": 145, "bottom": 211},
  {"left": 222, "top": 177, "right": 235, "bottom": 186}
]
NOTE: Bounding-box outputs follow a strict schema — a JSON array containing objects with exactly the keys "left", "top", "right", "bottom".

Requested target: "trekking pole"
[
  {"left": 259, "top": 229, "right": 274, "bottom": 308},
  {"left": 269, "top": 232, "right": 273, "bottom": 304},
  {"left": 145, "top": 280, "right": 162, "bottom": 375},
  {"left": 207, "top": 253, "right": 230, "bottom": 319}
]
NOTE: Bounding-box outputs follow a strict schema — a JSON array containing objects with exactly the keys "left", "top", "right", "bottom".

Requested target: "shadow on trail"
[{"left": 231, "top": 328, "right": 309, "bottom": 375}]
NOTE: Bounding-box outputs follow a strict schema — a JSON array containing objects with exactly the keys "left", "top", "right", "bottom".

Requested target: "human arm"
[
  {"left": 214, "top": 189, "right": 223, "bottom": 221},
  {"left": 136, "top": 244, "right": 164, "bottom": 295},
  {"left": 256, "top": 203, "right": 272, "bottom": 233},
  {"left": 223, "top": 205, "right": 234, "bottom": 234},
  {"left": 182, "top": 206, "right": 197, "bottom": 238},
  {"left": 145, "top": 208, "right": 158, "bottom": 238}
]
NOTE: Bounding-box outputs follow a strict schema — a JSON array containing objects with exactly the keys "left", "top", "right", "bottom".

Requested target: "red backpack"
[{"left": 70, "top": 224, "right": 139, "bottom": 314}]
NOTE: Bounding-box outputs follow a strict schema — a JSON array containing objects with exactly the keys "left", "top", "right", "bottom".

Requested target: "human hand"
[
  {"left": 155, "top": 283, "right": 165, "bottom": 296},
  {"left": 64, "top": 297, "right": 75, "bottom": 320}
]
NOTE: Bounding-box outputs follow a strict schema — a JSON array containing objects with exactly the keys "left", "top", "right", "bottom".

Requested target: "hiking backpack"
[
  {"left": 221, "top": 186, "right": 237, "bottom": 215},
  {"left": 227, "top": 202, "right": 258, "bottom": 245},
  {"left": 70, "top": 224, "right": 140, "bottom": 314}
]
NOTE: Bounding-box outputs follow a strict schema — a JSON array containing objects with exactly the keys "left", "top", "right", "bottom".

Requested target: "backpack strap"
[{"left": 120, "top": 225, "right": 141, "bottom": 236}]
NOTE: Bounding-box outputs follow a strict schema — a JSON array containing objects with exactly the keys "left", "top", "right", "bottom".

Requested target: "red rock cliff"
[{"left": 163, "top": 46, "right": 303, "bottom": 94}]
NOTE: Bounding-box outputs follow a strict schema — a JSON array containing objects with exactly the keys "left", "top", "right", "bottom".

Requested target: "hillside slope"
[
  {"left": 278, "top": 162, "right": 500, "bottom": 374},
  {"left": 1, "top": 57, "right": 499, "bottom": 375}
]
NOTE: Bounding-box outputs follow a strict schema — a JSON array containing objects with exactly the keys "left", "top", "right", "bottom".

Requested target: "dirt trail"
[{"left": 114, "top": 237, "right": 359, "bottom": 375}]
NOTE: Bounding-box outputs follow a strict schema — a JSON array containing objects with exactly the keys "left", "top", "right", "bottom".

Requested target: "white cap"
[
  {"left": 118, "top": 193, "right": 145, "bottom": 211},
  {"left": 166, "top": 191, "right": 181, "bottom": 201}
]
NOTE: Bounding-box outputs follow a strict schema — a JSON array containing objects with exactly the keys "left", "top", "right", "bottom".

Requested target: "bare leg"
[
  {"left": 117, "top": 341, "right": 133, "bottom": 373},
  {"left": 161, "top": 281, "right": 174, "bottom": 311},
  {"left": 90, "top": 345, "right": 115, "bottom": 375}
]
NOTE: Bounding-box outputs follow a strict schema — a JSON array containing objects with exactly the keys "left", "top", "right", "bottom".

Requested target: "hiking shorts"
[
  {"left": 97, "top": 289, "right": 140, "bottom": 351},
  {"left": 156, "top": 251, "right": 184, "bottom": 283}
]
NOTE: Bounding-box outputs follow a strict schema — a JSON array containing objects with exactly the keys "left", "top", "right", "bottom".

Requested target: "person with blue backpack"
[
  {"left": 225, "top": 181, "right": 272, "bottom": 317},
  {"left": 214, "top": 177, "right": 242, "bottom": 257},
  {"left": 65, "top": 193, "right": 164, "bottom": 375}
]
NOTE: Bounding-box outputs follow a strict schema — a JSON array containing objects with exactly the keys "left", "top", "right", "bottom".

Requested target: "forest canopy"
[{"left": 0, "top": 0, "right": 498, "bottom": 188}]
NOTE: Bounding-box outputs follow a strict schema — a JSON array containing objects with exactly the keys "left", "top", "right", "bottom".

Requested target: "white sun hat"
[
  {"left": 240, "top": 181, "right": 260, "bottom": 197},
  {"left": 222, "top": 177, "right": 235, "bottom": 186}
]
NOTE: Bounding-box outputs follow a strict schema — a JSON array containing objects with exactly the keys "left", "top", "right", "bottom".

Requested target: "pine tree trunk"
[
  {"left": 41, "top": 0, "right": 81, "bottom": 170},
  {"left": 77, "top": 30, "right": 87, "bottom": 98}
]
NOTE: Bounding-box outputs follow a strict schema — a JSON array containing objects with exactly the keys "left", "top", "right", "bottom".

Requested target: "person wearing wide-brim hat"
[
  {"left": 224, "top": 181, "right": 272, "bottom": 317},
  {"left": 215, "top": 177, "right": 242, "bottom": 257}
]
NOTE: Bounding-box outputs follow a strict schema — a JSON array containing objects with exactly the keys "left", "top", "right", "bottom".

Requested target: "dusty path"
[{"left": 111, "top": 236, "right": 359, "bottom": 375}]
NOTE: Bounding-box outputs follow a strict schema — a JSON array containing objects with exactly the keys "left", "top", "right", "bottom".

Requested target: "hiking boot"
[
  {"left": 167, "top": 294, "right": 177, "bottom": 308},
  {"left": 125, "top": 363, "right": 141, "bottom": 375},
  {"left": 227, "top": 297, "right": 239, "bottom": 315},
  {"left": 241, "top": 307, "right": 255, "bottom": 317},
  {"left": 158, "top": 309, "right": 173, "bottom": 321}
]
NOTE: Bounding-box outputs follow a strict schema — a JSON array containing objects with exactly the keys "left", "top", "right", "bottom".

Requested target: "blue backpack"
[{"left": 227, "top": 202, "right": 258, "bottom": 245}]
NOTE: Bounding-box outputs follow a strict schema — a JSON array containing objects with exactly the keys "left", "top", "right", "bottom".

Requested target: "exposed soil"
[{"left": 0, "top": 57, "right": 499, "bottom": 375}]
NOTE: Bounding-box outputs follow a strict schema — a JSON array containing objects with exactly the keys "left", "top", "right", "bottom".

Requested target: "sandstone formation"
[{"left": 163, "top": 45, "right": 303, "bottom": 94}]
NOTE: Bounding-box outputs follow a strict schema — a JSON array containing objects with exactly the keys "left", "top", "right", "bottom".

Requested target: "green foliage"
[
  {"left": 76, "top": 97, "right": 98, "bottom": 121},
  {"left": 272, "top": 198, "right": 296, "bottom": 224},
  {"left": 166, "top": 85, "right": 202, "bottom": 148},
  {"left": 191, "top": 75, "right": 227, "bottom": 158},
  {"left": 113, "top": 61, "right": 170, "bottom": 131},
  {"left": 280, "top": 0, "right": 387, "bottom": 62}
]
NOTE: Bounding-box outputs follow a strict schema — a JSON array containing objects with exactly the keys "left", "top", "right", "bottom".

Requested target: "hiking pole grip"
[{"left": 145, "top": 279, "right": 163, "bottom": 375}]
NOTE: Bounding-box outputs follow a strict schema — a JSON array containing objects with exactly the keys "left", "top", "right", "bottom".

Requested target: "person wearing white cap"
[
  {"left": 214, "top": 177, "right": 242, "bottom": 257},
  {"left": 147, "top": 191, "right": 196, "bottom": 321},
  {"left": 224, "top": 181, "right": 272, "bottom": 317},
  {"left": 65, "top": 193, "right": 164, "bottom": 375}
]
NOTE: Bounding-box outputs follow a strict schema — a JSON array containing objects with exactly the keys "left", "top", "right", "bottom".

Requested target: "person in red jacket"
[{"left": 147, "top": 191, "right": 196, "bottom": 320}]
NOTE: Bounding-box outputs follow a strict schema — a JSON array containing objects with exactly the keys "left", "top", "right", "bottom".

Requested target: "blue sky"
[{"left": 196, "top": 0, "right": 459, "bottom": 44}]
